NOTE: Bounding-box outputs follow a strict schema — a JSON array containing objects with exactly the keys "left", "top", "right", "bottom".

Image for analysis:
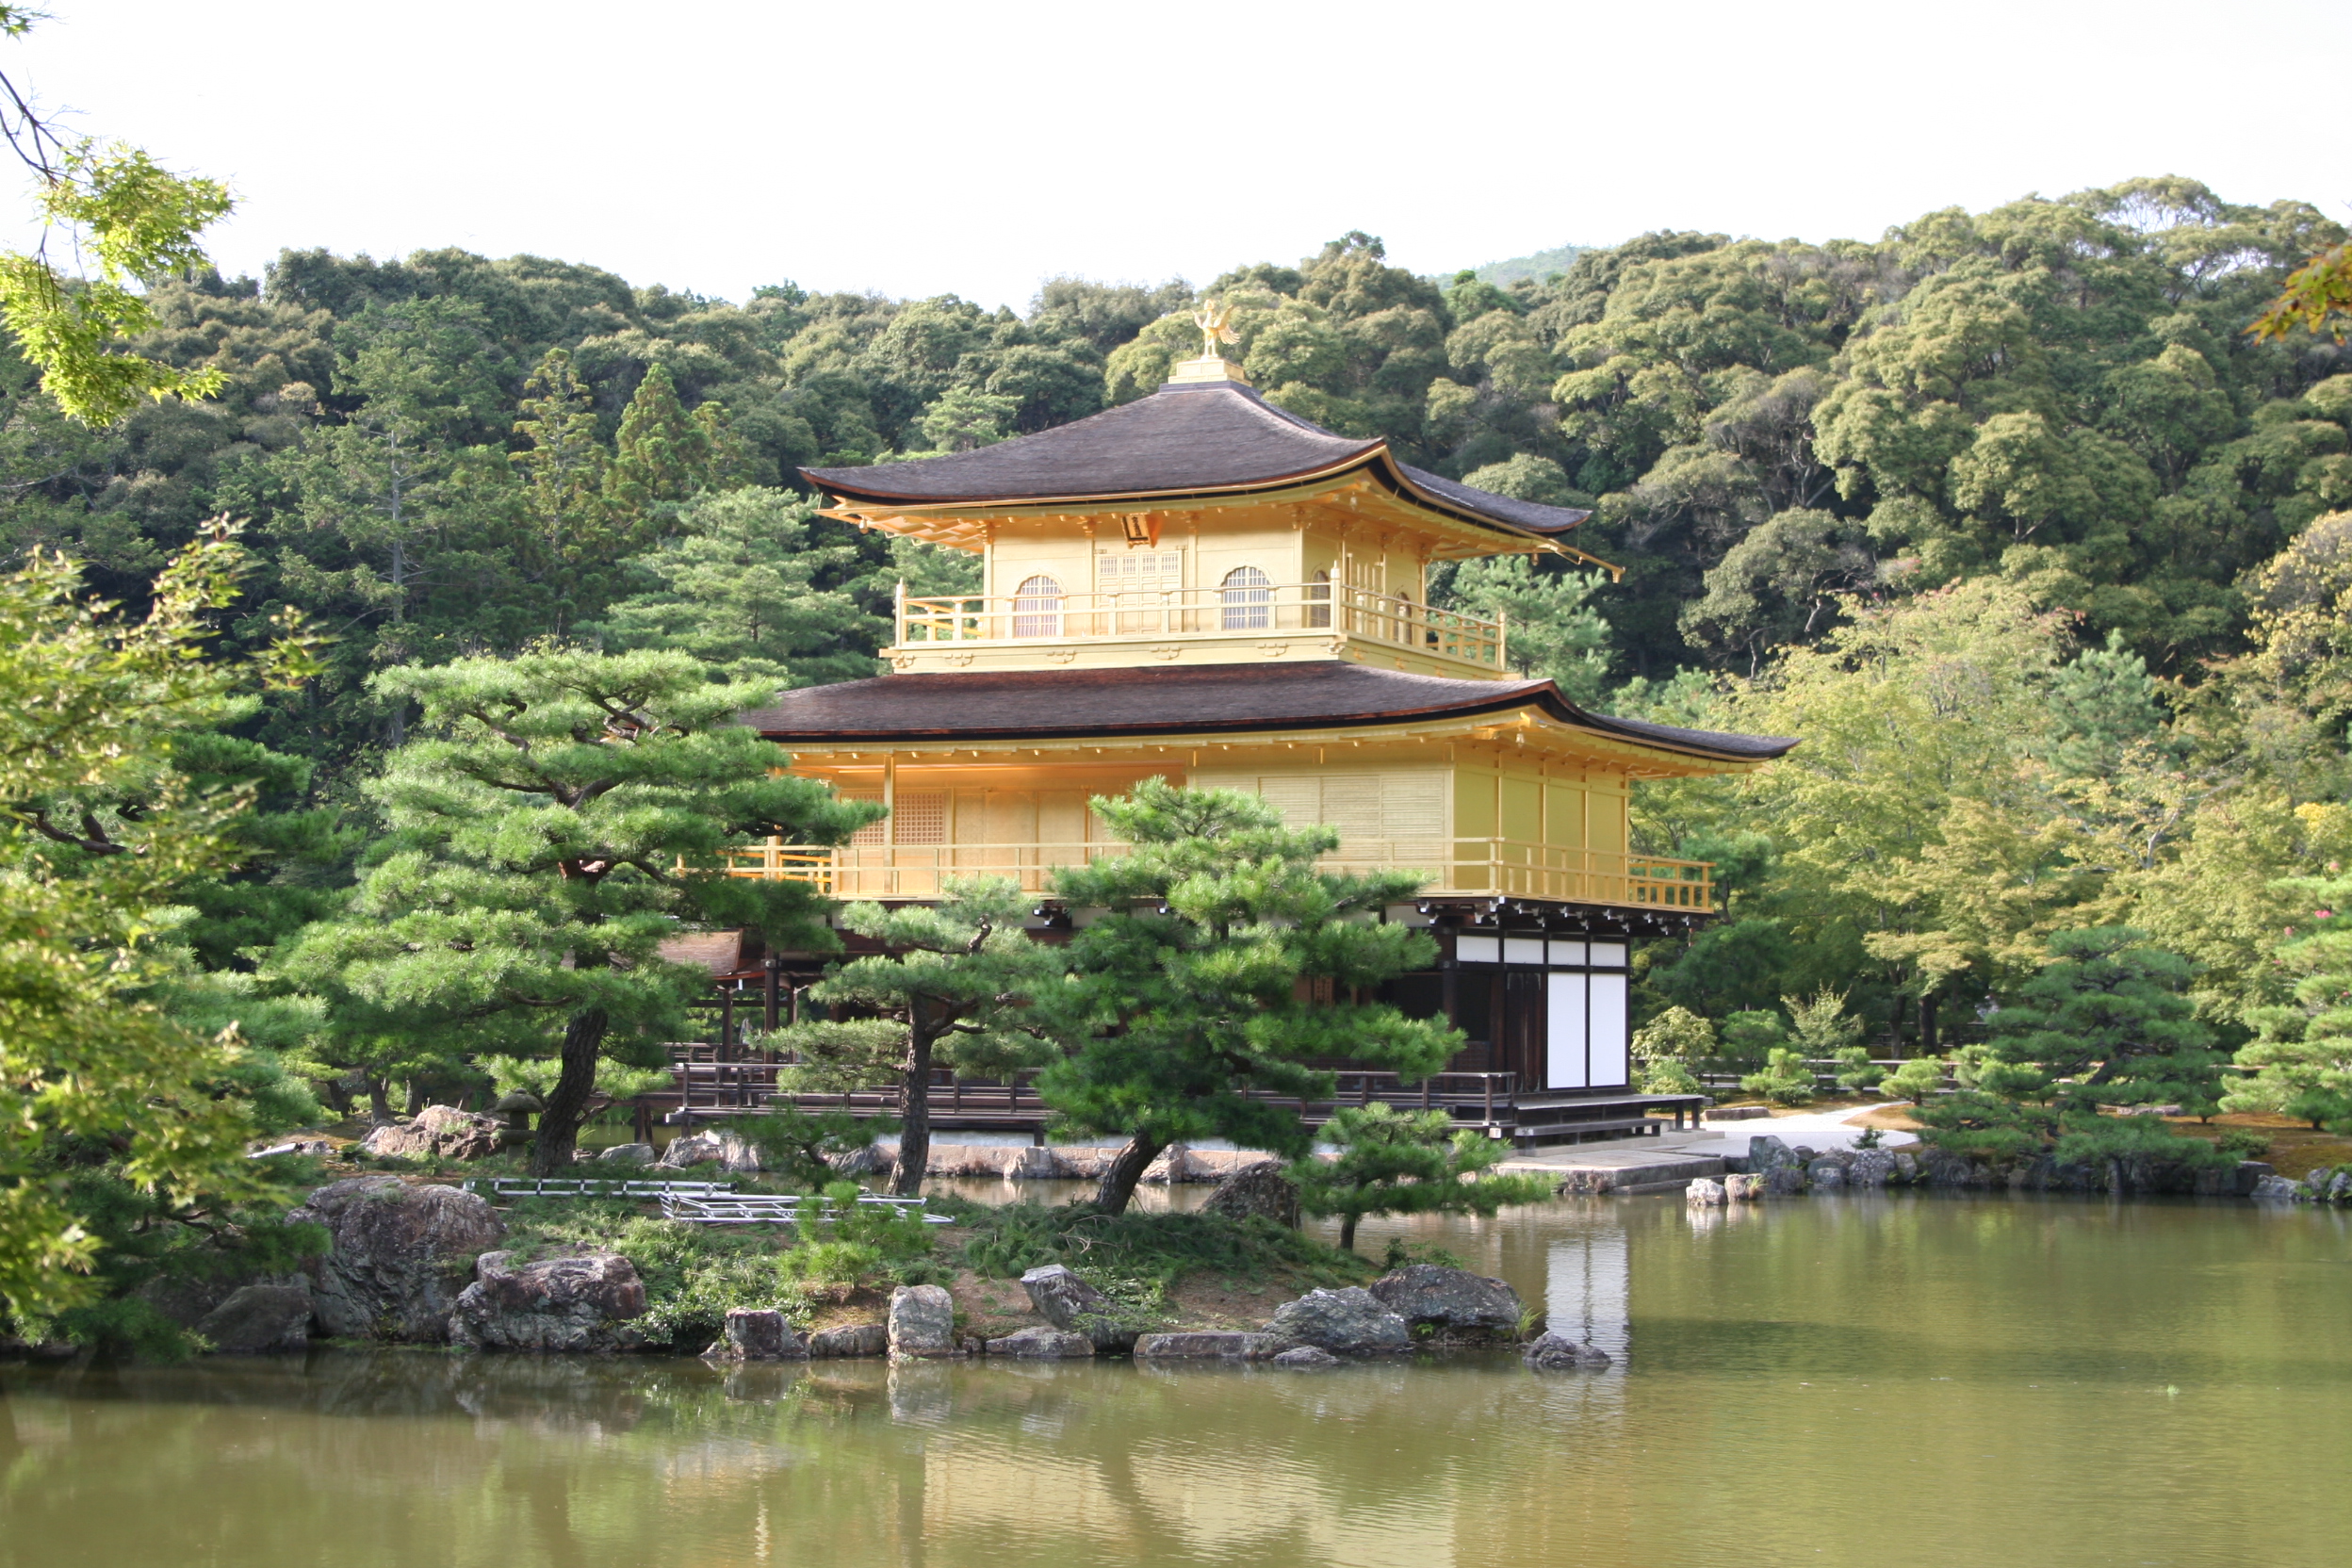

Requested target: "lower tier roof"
[{"left": 742, "top": 662, "right": 1796, "bottom": 764}]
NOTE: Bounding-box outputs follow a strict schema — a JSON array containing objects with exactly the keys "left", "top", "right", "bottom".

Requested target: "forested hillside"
[{"left": 7, "top": 172, "right": 2351, "bottom": 1062}]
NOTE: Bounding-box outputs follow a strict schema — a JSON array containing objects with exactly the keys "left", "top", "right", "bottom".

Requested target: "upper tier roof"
[
  {"left": 800, "top": 380, "right": 1592, "bottom": 542},
  {"left": 742, "top": 662, "right": 1797, "bottom": 764}
]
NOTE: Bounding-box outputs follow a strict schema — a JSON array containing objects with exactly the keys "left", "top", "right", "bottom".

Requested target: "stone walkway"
[{"left": 1495, "top": 1105, "right": 1917, "bottom": 1194}]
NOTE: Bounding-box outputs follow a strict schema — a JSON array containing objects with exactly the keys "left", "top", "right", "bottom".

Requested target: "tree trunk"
[
  {"left": 1920, "top": 993, "right": 1939, "bottom": 1056},
  {"left": 367, "top": 1076, "right": 394, "bottom": 1124},
  {"left": 403, "top": 1079, "right": 426, "bottom": 1117},
  {"left": 1339, "top": 1213, "right": 1359, "bottom": 1253},
  {"left": 531, "top": 1006, "right": 609, "bottom": 1176},
  {"left": 890, "top": 1028, "right": 937, "bottom": 1198},
  {"left": 1093, "top": 1134, "right": 1165, "bottom": 1216}
]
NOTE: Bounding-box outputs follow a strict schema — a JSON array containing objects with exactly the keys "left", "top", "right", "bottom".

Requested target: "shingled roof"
[
  {"left": 743, "top": 662, "right": 1797, "bottom": 763},
  {"left": 800, "top": 380, "right": 1592, "bottom": 542}
]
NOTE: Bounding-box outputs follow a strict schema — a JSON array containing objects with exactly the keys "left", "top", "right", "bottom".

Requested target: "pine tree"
[
  {"left": 2233, "top": 867, "right": 2352, "bottom": 1129},
  {"left": 767, "top": 878, "right": 1059, "bottom": 1196},
  {"left": 595, "top": 487, "right": 885, "bottom": 694},
  {"left": 1033, "top": 778, "right": 1461, "bottom": 1215},
  {"left": 1981, "top": 927, "right": 2226, "bottom": 1117},
  {"left": 1290, "top": 1103, "right": 1551, "bottom": 1252},
  {"left": 275, "top": 647, "right": 878, "bottom": 1172}
]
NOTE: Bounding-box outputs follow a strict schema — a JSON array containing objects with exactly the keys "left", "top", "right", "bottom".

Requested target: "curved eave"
[
  {"left": 804, "top": 443, "right": 1592, "bottom": 552},
  {"left": 751, "top": 688, "right": 1793, "bottom": 768}
]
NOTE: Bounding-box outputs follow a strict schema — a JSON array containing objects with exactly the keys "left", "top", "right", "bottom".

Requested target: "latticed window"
[
  {"left": 1011, "top": 574, "right": 1062, "bottom": 638},
  {"left": 842, "top": 791, "right": 946, "bottom": 846},
  {"left": 1099, "top": 550, "right": 1184, "bottom": 632},
  {"left": 1219, "top": 564, "right": 1271, "bottom": 630}
]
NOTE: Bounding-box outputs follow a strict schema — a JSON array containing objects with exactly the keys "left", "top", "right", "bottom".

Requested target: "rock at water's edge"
[
  {"left": 1271, "top": 1345, "right": 1341, "bottom": 1368},
  {"left": 888, "top": 1284, "right": 957, "bottom": 1357},
  {"left": 1723, "top": 1172, "right": 1766, "bottom": 1201},
  {"left": 449, "top": 1250, "right": 647, "bottom": 1353},
  {"left": 291, "top": 1175, "right": 505, "bottom": 1343},
  {"left": 1686, "top": 1177, "right": 1727, "bottom": 1207},
  {"left": 1366, "top": 1264, "right": 1523, "bottom": 1340},
  {"left": 1134, "top": 1331, "right": 1275, "bottom": 1360},
  {"left": 1523, "top": 1331, "right": 1612, "bottom": 1371},
  {"left": 985, "top": 1326, "right": 1095, "bottom": 1358},
  {"left": 707, "top": 1307, "right": 807, "bottom": 1361},
  {"left": 808, "top": 1322, "right": 890, "bottom": 1358},
  {"left": 1020, "top": 1263, "right": 1135, "bottom": 1351},
  {"left": 193, "top": 1283, "right": 314, "bottom": 1354},
  {"left": 1265, "top": 1287, "right": 1412, "bottom": 1355}
]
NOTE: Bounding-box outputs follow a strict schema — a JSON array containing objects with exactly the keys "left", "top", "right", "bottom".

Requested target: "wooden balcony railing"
[
  {"left": 893, "top": 580, "right": 1506, "bottom": 669},
  {"left": 713, "top": 837, "right": 1713, "bottom": 911}
]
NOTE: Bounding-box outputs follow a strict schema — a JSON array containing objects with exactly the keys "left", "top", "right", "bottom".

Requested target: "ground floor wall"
[{"left": 1381, "top": 930, "right": 1636, "bottom": 1093}]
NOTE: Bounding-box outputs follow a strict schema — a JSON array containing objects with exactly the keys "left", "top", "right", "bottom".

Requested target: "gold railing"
[
  {"left": 893, "top": 580, "right": 1506, "bottom": 668},
  {"left": 716, "top": 837, "right": 1712, "bottom": 910}
]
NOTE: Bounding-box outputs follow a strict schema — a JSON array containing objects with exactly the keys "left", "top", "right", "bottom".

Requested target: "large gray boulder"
[
  {"left": 1271, "top": 1345, "right": 1340, "bottom": 1369},
  {"left": 1747, "top": 1135, "right": 1801, "bottom": 1172},
  {"left": 359, "top": 1104, "right": 503, "bottom": 1162},
  {"left": 1807, "top": 1159, "right": 1847, "bottom": 1190},
  {"left": 1723, "top": 1172, "right": 1766, "bottom": 1201},
  {"left": 1524, "top": 1331, "right": 1612, "bottom": 1371},
  {"left": 290, "top": 1175, "right": 505, "bottom": 1342},
  {"left": 1764, "top": 1166, "right": 1807, "bottom": 1197},
  {"left": 1202, "top": 1161, "right": 1301, "bottom": 1228},
  {"left": 706, "top": 1307, "right": 807, "bottom": 1361},
  {"left": 985, "top": 1326, "right": 1095, "bottom": 1358},
  {"left": 1686, "top": 1177, "right": 1727, "bottom": 1207},
  {"left": 888, "top": 1284, "right": 957, "bottom": 1357},
  {"left": 1019, "top": 1263, "right": 1135, "bottom": 1351},
  {"left": 1265, "top": 1287, "right": 1412, "bottom": 1355},
  {"left": 193, "top": 1282, "right": 314, "bottom": 1354},
  {"left": 808, "top": 1322, "right": 889, "bottom": 1358},
  {"left": 1366, "top": 1265, "right": 1523, "bottom": 1341},
  {"left": 659, "top": 1130, "right": 761, "bottom": 1173},
  {"left": 596, "top": 1142, "right": 656, "bottom": 1166},
  {"left": 448, "top": 1250, "right": 647, "bottom": 1353}
]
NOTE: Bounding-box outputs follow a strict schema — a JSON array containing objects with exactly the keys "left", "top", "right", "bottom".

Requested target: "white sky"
[{"left": 10, "top": 0, "right": 2349, "bottom": 310}]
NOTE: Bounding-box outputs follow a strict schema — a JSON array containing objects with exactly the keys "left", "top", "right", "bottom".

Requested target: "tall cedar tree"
[
  {"left": 604, "top": 364, "right": 749, "bottom": 547},
  {"left": 1290, "top": 1102, "right": 1552, "bottom": 1252},
  {"left": 768, "top": 877, "right": 1059, "bottom": 1195},
  {"left": 1035, "top": 779, "right": 1461, "bottom": 1215},
  {"left": 276, "top": 648, "right": 876, "bottom": 1172}
]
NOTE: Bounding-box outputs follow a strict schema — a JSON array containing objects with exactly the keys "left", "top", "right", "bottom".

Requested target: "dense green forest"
[{"left": 6, "top": 172, "right": 2351, "bottom": 1056}]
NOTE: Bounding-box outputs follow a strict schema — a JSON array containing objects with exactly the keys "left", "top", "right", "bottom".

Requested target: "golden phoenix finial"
[{"left": 1192, "top": 299, "right": 1240, "bottom": 360}]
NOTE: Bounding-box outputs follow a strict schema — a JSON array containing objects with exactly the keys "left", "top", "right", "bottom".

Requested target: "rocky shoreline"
[
  {"left": 36, "top": 1172, "right": 1609, "bottom": 1375},
  {"left": 1683, "top": 1135, "right": 2277, "bottom": 1205}
]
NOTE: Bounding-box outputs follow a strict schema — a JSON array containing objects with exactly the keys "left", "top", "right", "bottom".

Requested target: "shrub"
[
  {"left": 1886, "top": 1057, "right": 1947, "bottom": 1104},
  {"left": 1740, "top": 1047, "right": 1816, "bottom": 1106},
  {"left": 1833, "top": 1045, "right": 1886, "bottom": 1092}
]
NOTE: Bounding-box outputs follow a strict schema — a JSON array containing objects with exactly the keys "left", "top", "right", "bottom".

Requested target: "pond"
[{"left": 3, "top": 1193, "right": 2346, "bottom": 1568}]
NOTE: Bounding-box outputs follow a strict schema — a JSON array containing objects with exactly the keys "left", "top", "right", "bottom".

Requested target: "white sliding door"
[
  {"left": 1589, "top": 972, "right": 1629, "bottom": 1087},
  {"left": 1545, "top": 972, "right": 1588, "bottom": 1089}
]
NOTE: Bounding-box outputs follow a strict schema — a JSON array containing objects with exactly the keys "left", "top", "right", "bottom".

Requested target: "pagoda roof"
[
  {"left": 743, "top": 662, "right": 1796, "bottom": 764},
  {"left": 800, "top": 381, "right": 1592, "bottom": 543}
]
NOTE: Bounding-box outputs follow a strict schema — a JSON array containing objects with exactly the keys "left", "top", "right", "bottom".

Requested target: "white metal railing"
[
  {"left": 892, "top": 579, "right": 1507, "bottom": 668},
  {"left": 715, "top": 837, "right": 1713, "bottom": 909}
]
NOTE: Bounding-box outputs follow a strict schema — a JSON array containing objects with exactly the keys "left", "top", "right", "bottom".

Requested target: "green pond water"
[{"left": 3, "top": 1192, "right": 2347, "bottom": 1568}]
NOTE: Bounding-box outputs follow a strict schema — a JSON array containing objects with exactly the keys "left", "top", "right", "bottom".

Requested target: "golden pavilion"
[{"left": 730, "top": 326, "right": 1794, "bottom": 1131}]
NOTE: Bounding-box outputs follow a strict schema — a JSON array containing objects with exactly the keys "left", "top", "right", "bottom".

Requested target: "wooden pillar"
[
  {"left": 719, "top": 988, "right": 735, "bottom": 1063},
  {"left": 763, "top": 956, "right": 781, "bottom": 1036}
]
